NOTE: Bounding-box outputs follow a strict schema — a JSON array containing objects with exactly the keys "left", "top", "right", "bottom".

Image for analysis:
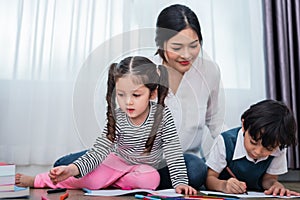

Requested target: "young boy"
[{"left": 205, "top": 99, "right": 300, "bottom": 197}]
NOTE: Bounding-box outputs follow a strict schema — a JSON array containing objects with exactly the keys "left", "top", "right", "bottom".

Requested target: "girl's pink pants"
[{"left": 34, "top": 153, "right": 160, "bottom": 190}]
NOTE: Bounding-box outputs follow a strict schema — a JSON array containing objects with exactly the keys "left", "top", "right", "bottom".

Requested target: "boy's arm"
[
  {"left": 206, "top": 168, "right": 227, "bottom": 192},
  {"left": 206, "top": 168, "right": 248, "bottom": 194},
  {"left": 261, "top": 173, "right": 279, "bottom": 190}
]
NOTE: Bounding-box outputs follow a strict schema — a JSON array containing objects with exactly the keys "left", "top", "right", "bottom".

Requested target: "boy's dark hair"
[
  {"left": 106, "top": 56, "right": 169, "bottom": 154},
  {"left": 241, "top": 99, "right": 297, "bottom": 150},
  {"left": 155, "top": 4, "right": 203, "bottom": 62}
]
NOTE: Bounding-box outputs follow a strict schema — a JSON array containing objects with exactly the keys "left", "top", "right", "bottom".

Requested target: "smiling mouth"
[{"left": 179, "top": 61, "right": 190, "bottom": 66}]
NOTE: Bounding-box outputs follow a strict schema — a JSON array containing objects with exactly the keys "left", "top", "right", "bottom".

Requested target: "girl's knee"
[
  {"left": 131, "top": 165, "right": 160, "bottom": 189},
  {"left": 137, "top": 169, "right": 160, "bottom": 189},
  {"left": 149, "top": 169, "right": 160, "bottom": 188}
]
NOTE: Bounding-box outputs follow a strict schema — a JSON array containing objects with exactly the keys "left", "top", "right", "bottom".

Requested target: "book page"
[
  {"left": 200, "top": 190, "right": 299, "bottom": 198},
  {"left": 84, "top": 188, "right": 183, "bottom": 197}
]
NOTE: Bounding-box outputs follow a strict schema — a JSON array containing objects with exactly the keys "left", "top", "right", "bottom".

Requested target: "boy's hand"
[
  {"left": 264, "top": 181, "right": 300, "bottom": 197},
  {"left": 225, "top": 177, "right": 247, "bottom": 194},
  {"left": 175, "top": 184, "right": 197, "bottom": 195}
]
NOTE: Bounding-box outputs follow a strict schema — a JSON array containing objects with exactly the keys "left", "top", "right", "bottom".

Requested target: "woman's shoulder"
[{"left": 186, "top": 56, "right": 221, "bottom": 86}]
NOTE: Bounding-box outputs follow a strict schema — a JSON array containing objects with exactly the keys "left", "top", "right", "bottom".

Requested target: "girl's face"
[
  {"left": 164, "top": 27, "right": 201, "bottom": 74},
  {"left": 243, "top": 130, "right": 277, "bottom": 160},
  {"left": 115, "top": 76, "right": 155, "bottom": 126}
]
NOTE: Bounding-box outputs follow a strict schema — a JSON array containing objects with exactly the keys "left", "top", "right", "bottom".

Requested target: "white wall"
[{"left": 0, "top": 0, "right": 265, "bottom": 174}]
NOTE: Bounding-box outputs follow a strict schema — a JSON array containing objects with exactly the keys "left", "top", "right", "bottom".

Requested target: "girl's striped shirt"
[{"left": 73, "top": 101, "right": 188, "bottom": 187}]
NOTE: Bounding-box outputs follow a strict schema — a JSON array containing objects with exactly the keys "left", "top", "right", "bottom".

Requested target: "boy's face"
[{"left": 243, "top": 130, "right": 278, "bottom": 160}]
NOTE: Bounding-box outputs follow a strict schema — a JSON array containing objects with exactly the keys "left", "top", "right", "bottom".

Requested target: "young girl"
[
  {"left": 54, "top": 4, "right": 224, "bottom": 190},
  {"left": 15, "top": 56, "right": 197, "bottom": 195},
  {"left": 205, "top": 100, "right": 300, "bottom": 197}
]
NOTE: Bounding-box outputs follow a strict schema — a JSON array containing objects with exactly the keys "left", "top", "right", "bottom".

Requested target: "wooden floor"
[{"left": 24, "top": 182, "right": 300, "bottom": 200}]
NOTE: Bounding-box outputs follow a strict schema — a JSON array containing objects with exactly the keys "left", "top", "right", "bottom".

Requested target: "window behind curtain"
[{"left": 0, "top": 0, "right": 265, "bottom": 165}]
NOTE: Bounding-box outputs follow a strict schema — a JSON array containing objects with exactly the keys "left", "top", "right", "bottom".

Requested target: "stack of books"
[
  {"left": 0, "top": 162, "right": 15, "bottom": 192},
  {"left": 0, "top": 162, "right": 29, "bottom": 198}
]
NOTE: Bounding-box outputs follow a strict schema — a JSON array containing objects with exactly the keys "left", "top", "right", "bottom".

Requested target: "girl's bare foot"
[{"left": 15, "top": 173, "right": 35, "bottom": 187}]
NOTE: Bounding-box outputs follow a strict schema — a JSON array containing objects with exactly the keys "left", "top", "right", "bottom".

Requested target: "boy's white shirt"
[{"left": 206, "top": 128, "right": 287, "bottom": 175}]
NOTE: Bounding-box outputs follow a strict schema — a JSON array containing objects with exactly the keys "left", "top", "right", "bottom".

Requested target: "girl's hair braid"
[
  {"left": 106, "top": 63, "right": 117, "bottom": 142},
  {"left": 143, "top": 64, "right": 169, "bottom": 154}
]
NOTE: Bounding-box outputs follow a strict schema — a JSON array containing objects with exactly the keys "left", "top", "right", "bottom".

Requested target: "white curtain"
[{"left": 0, "top": 0, "right": 265, "bottom": 167}]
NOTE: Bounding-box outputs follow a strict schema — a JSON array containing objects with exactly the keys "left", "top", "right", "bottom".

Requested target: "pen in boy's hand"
[
  {"left": 226, "top": 167, "right": 248, "bottom": 195},
  {"left": 225, "top": 167, "right": 237, "bottom": 179}
]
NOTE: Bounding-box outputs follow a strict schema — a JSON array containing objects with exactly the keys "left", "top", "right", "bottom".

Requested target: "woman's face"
[{"left": 164, "top": 27, "right": 201, "bottom": 74}]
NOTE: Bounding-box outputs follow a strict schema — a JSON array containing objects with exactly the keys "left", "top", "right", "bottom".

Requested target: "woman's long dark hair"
[
  {"left": 155, "top": 4, "right": 203, "bottom": 62},
  {"left": 106, "top": 56, "right": 169, "bottom": 153}
]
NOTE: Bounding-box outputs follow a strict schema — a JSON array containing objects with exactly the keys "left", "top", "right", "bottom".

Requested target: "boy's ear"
[{"left": 150, "top": 88, "right": 158, "bottom": 100}]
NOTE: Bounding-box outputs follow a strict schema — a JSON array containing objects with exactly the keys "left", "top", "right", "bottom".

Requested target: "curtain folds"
[
  {"left": 262, "top": 0, "right": 300, "bottom": 169},
  {"left": 0, "top": 0, "right": 266, "bottom": 166}
]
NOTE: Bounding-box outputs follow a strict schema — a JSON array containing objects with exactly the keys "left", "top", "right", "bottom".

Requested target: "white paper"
[
  {"left": 84, "top": 188, "right": 183, "bottom": 197},
  {"left": 200, "top": 190, "right": 300, "bottom": 199}
]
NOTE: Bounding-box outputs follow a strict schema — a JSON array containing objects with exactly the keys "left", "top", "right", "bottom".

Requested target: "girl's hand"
[
  {"left": 264, "top": 182, "right": 300, "bottom": 197},
  {"left": 48, "top": 164, "right": 79, "bottom": 184},
  {"left": 175, "top": 184, "right": 197, "bottom": 195},
  {"left": 224, "top": 178, "right": 247, "bottom": 194}
]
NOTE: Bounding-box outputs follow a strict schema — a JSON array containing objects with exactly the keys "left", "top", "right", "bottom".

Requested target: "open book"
[
  {"left": 200, "top": 190, "right": 300, "bottom": 199},
  {"left": 83, "top": 188, "right": 183, "bottom": 197}
]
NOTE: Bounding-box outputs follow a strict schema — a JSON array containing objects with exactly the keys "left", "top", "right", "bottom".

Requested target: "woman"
[{"left": 54, "top": 4, "right": 225, "bottom": 190}]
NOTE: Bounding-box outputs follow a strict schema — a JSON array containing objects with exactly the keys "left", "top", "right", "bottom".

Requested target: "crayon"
[
  {"left": 135, "top": 194, "right": 161, "bottom": 200},
  {"left": 41, "top": 195, "right": 49, "bottom": 200},
  {"left": 59, "top": 192, "right": 69, "bottom": 200}
]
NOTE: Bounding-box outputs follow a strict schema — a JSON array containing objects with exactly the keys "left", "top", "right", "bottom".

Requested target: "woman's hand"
[
  {"left": 48, "top": 164, "right": 79, "bottom": 184},
  {"left": 175, "top": 184, "right": 197, "bottom": 195}
]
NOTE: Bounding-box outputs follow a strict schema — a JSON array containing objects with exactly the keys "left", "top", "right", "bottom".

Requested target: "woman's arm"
[{"left": 205, "top": 62, "right": 226, "bottom": 139}]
